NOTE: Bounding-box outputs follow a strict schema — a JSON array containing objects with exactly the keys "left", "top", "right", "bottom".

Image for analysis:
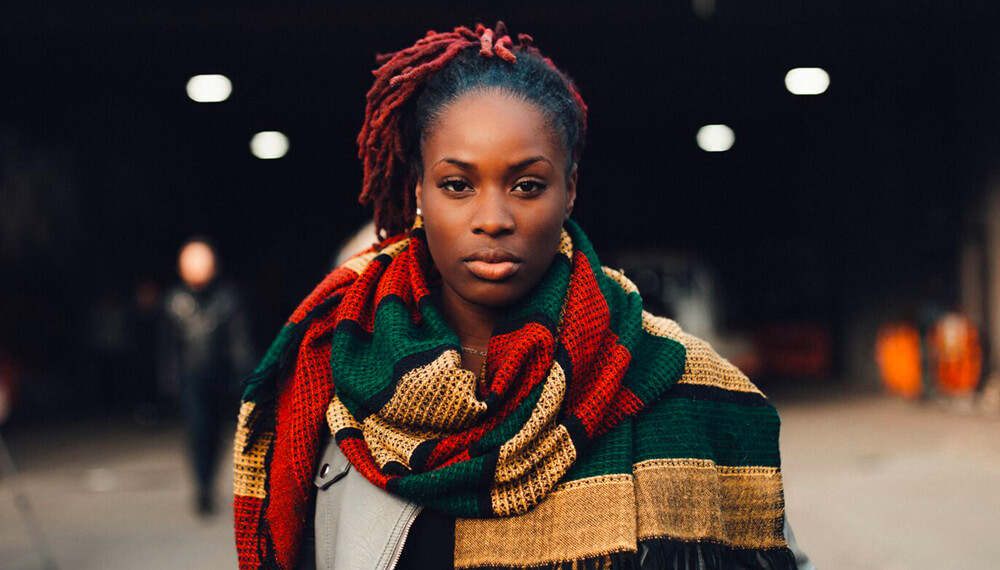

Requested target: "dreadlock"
[{"left": 357, "top": 22, "right": 588, "bottom": 238}]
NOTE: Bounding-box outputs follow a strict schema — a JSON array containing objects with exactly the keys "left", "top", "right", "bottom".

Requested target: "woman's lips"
[
  {"left": 463, "top": 249, "right": 522, "bottom": 281},
  {"left": 464, "top": 260, "right": 521, "bottom": 281}
]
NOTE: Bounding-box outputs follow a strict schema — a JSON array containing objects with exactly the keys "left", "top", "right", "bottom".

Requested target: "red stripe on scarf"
[
  {"left": 334, "top": 256, "right": 388, "bottom": 334},
  {"left": 595, "top": 386, "right": 643, "bottom": 437},
  {"left": 375, "top": 246, "right": 416, "bottom": 305},
  {"left": 405, "top": 234, "right": 433, "bottom": 303},
  {"left": 265, "top": 307, "right": 339, "bottom": 569},
  {"left": 437, "top": 448, "right": 472, "bottom": 469},
  {"left": 234, "top": 495, "right": 265, "bottom": 568},
  {"left": 289, "top": 265, "right": 358, "bottom": 325},
  {"left": 372, "top": 232, "right": 434, "bottom": 305},
  {"left": 335, "top": 237, "right": 433, "bottom": 332},
  {"left": 560, "top": 252, "right": 633, "bottom": 438},
  {"left": 487, "top": 323, "right": 556, "bottom": 399},
  {"left": 338, "top": 436, "right": 391, "bottom": 489}
]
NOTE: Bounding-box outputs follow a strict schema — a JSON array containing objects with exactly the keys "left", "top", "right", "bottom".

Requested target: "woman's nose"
[{"left": 471, "top": 190, "right": 515, "bottom": 236}]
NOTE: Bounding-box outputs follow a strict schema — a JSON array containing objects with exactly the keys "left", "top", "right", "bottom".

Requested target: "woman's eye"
[
  {"left": 439, "top": 180, "right": 471, "bottom": 193},
  {"left": 513, "top": 180, "right": 546, "bottom": 194}
]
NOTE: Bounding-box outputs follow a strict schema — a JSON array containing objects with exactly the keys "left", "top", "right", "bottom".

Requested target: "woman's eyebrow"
[
  {"left": 434, "top": 157, "right": 475, "bottom": 170},
  {"left": 509, "top": 156, "right": 552, "bottom": 171}
]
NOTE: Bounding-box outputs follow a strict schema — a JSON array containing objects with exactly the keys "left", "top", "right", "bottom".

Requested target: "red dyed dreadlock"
[{"left": 357, "top": 22, "right": 588, "bottom": 238}]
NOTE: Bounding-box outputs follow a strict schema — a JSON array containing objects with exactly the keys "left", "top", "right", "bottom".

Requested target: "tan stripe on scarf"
[
  {"left": 456, "top": 474, "right": 636, "bottom": 568},
  {"left": 641, "top": 312, "right": 764, "bottom": 395},
  {"left": 233, "top": 402, "right": 273, "bottom": 499},
  {"left": 634, "top": 458, "right": 787, "bottom": 549}
]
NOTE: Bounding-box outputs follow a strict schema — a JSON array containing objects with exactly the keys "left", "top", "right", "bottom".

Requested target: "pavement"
[
  {"left": 776, "top": 393, "right": 1000, "bottom": 570},
  {"left": 1, "top": 393, "right": 999, "bottom": 569},
  {"left": 0, "top": 419, "right": 238, "bottom": 570}
]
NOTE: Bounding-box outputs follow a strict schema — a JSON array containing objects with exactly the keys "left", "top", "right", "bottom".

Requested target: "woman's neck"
[{"left": 439, "top": 283, "right": 502, "bottom": 352}]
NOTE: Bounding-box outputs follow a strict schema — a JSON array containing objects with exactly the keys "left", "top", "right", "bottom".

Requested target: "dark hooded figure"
[{"left": 161, "top": 237, "right": 253, "bottom": 515}]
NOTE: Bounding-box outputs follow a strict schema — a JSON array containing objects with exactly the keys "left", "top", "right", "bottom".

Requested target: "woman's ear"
[{"left": 565, "top": 164, "right": 578, "bottom": 220}]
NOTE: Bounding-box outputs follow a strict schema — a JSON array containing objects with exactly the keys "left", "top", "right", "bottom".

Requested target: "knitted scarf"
[{"left": 233, "top": 219, "right": 794, "bottom": 569}]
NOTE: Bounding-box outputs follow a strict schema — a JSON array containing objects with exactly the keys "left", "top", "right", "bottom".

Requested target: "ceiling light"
[
  {"left": 696, "top": 124, "right": 735, "bottom": 152},
  {"left": 785, "top": 68, "right": 830, "bottom": 95},
  {"left": 250, "top": 131, "right": 289, "bottom": 159}
]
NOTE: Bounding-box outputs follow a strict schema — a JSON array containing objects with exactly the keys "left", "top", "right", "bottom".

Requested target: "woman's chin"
[{"left": 455, "top": 281, "right": 528, "bottom": 309}]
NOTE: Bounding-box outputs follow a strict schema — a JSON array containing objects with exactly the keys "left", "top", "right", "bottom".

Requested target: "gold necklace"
[
  {"left": 460, "top": 346, "right": 489, "bottom": 385},
  {"left": 461, "top": 345, "right": 488, "bottom": 357}
]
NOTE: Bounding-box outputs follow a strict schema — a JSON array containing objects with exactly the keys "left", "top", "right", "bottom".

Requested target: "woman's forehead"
[{"left": 422, "top": 91, "right": 567, "bottom": 167}]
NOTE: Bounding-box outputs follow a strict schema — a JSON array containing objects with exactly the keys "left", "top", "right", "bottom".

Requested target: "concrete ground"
[
  {"left": 776, "top": 393, "right": 1000, "bottom": 569},
  {"left": 0, "top": 419, "right": 238, "bottom": 570},
  {"left": 1, "top": 393, "right": 999, "bottom": 569}
]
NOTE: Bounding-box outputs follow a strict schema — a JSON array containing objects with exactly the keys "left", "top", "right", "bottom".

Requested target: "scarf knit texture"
[{"left": 233, "top": 219, "right": 794, "bottom": 570}]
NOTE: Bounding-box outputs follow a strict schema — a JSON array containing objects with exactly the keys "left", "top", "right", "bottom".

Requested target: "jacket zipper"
[{"left": 385, "top": 505, "right": 423, "bottom": 570}]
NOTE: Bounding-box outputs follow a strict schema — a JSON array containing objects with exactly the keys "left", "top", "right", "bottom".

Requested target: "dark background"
[{"left": 3, "top": 1, "right": 999, "bottom": 420}]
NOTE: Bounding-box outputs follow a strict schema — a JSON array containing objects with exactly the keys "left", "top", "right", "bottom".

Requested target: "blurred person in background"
[
  {"left": 233, "top": 22, "right": 812, "bottom": 570},
  {"left": 161, "top": 237, "right": 253, "bottom": 516}
]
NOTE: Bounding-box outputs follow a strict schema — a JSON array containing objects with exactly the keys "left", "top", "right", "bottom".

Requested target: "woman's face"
[{"left": 415, "top": 90, "right": 577, "bottom": 309}]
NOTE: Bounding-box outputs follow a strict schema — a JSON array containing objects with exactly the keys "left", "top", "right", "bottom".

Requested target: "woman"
[{"left": 234, "top": 23, "right": 810, "bottom": 570}]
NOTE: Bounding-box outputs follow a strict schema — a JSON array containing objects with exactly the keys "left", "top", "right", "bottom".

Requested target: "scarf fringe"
[
  {"left": 467, "top": 538, "right": 796, "bottom": 570},
  {"left": 467, "top": 551, "right": 636, "bottom": 570},
  {"left": 639, "top": 538, "right": 796, "bottom": 570}
]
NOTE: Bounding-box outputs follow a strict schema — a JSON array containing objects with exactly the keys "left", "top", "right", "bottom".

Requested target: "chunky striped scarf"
[{"left": 233, "top": 219, "right": 794, "bottom": 569}]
